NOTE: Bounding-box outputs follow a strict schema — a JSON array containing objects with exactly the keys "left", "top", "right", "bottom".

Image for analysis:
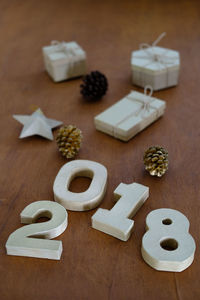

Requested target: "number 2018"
[{"left": 6, "top": 160, "right": 196, "bottom": 272}]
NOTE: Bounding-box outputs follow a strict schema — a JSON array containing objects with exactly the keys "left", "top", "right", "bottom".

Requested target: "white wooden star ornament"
[{"left": 13, "top": 108, "right": 63, "bottom": 140}]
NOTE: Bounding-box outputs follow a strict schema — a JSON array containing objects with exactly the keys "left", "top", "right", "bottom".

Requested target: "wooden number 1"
[
  {"left": 6, "top": 201, "right": 68, "bottom": 260},
  {"left": 92, "top": 182, "right": 149, "bottom": 241}
]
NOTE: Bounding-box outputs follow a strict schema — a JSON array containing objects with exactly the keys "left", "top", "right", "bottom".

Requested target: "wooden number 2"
[
  {"left": 141, "top": 208, "right": 196, "bottom": 272},
  {"left": 92, "top": 182, "right": 149, "bottom": 241},
  {"left": 6, "top": 200, "right": 68, "bottom": 260}
]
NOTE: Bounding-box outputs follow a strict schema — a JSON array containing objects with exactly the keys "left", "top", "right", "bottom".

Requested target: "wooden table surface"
[{"left": 0, "top": 0, "right": 200, "bottom": 299}]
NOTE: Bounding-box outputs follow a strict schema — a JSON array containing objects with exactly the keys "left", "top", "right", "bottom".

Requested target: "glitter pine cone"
[
  {"left": 143, "top": 146, "right": 169, "bottom": 177},
  {"left": 80, "top": 71, "right": 108, "bottom": 100},
  {"left": 56, "top": 125, "right": 82, "bottom": 159}
]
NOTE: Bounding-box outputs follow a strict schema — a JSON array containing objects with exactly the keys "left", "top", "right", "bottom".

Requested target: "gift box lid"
[
  {"left": 43, "top": 41, "right": 86, "bottom": 66},
  {"left": 131, "top": 46, "right": 180, "bottom": 74},
  {"left": 94, "top": 91, "right": 166, "bottom": 139}
]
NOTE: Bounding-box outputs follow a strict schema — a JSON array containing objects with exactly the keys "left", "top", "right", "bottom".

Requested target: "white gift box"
[
  {"left": 42, "top": 41, "right": 86, "bottom": 82},
  {"left": 94, "top": 90, "right": 166, "bottom": 142},
  {"left": 131, "top": 46, "right": 180, "bottom": 91}
]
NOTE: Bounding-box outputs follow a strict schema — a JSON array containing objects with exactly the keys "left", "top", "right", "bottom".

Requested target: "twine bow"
[
  {"left": 127, "top": 85, "right": 154, "bottom": 117},
  {"left": 51, "top": 40, "right": 66, "bottom": 51},
  {"left": 50, "top": 40, "right": 76, "bottom": 59},
  {"left": 50, "top": 40, "right": 76, "bottom": 77},
  {"left": 139, "top": 32, "right": 166, "bottom": 51},
  {"left": 137, "top": 32, "right": 176, "bottom": 67},
  {"left": 139, "top": 85, "right": 153, "bottom": 115},
  {"left": 113, "top": 86, "right": 155, "bottom": 137}
]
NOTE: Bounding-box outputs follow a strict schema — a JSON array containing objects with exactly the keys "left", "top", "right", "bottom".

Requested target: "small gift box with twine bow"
[
  {"left": 94, "top": 86, "right": 166, "bottom": 141},
  {"left": 42, "top": 41, "right": 86, "bottom": 82},
  {"left": 131, "top": 33, "right": 180, "bottom": 91}
]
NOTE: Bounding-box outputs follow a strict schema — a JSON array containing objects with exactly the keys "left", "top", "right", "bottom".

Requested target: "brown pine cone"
[
  {"left": 143, "top": 146, "right": 169, "bottom": 177},
  {"left": 80, "top": 71, "right": 108, "bottom": 100},
  {"left": 56, "top": 125, "right": 82, "bottom": 159}
]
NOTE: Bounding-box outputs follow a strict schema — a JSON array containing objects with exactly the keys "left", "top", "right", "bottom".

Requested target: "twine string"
[
  {"left": 137, "top": 32, "right": 176, "bottom": 67},
  {"left": 141, "top": 85, "right": 154, "bottom": 114},
  {"left": 139, "top": 32, "right": 166, "bottom": 52},
  {"left": 50, "top": 40, "right": 75, "bottom": 58},
  {"left": 113, "top": 86, "right": 155, "bottom": 137},
  {"left": 51, "top": 40, "right": 66, "bottom": 50},
  {"left": 50, "top": 40, "right": 76, "bottom": 76},
  {"left": 152, "top": 32, "right": 166, "bottom": 47},
  {"left": 134, "top": 85, "right": 154, "bottom": 117}
]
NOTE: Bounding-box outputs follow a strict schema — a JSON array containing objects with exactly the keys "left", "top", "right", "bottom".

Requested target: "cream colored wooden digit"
[
  {"left": 142, "top": 208, "right": 196, "bottom": 272},
  {"left": 53, "top": 160, "right": 108, "bottom": 211},
  {"left": 6, "top": 200, "right": 68, "bottom": 260},
  {"left": 92, "top": 182, "right": 149, "bottom": 241}
]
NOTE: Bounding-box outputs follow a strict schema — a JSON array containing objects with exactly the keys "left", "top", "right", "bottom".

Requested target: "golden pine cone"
[
  {"left": 56, "top": 125, "right": 82, "bottom": 159},
  {"left": 143, "top": 146, "right": 168, "bottom": 177}
]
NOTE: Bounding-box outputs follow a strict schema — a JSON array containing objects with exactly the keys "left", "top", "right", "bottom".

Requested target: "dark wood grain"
[{"left": 0, "top": 0, "right": 200, "bottom": 299}]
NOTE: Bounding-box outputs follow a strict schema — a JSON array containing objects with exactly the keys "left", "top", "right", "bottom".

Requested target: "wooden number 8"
[
  {"left": 142, "top": 208, "right": 196, "bottom": 272},
  {"left": 6, "top": 201, "right": 68, "bottom": 260}
]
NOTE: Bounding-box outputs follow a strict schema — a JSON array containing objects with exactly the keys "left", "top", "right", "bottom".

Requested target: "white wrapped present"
[
  {"left": 42, "top": 41, "right": 86, "bottom": 82},
  {"left": 131, "top": 33, "right": 180, "bottom": 91},
  {"left": 94, "top": 87, "right": 166, "bottom": 142}
]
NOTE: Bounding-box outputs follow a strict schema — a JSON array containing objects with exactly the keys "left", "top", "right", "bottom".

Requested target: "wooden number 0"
[
  {"left": 142, "top": 208, "right": 196, "bottom": 272},
  {"left": 53, "top": 160, "right": 108, "bottom": 211},
  {"left": 6, "top": 201, "right": 68, "bottom": 260}
]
